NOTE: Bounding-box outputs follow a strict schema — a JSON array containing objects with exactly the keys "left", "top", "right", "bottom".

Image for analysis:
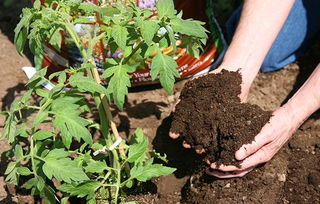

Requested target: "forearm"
[
  {"left": 221, "top": 0, "right": 295, "bottom": 89},
  {"left": 285, "top": 63, "right": 320, "bottom": 127}
]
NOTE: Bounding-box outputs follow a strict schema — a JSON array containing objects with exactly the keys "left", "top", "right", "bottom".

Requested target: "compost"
[{"left": 170, "top": 70, "right": 271, "bottom": 166}]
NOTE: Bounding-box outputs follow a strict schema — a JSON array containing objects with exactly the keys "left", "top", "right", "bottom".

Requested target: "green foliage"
[{"left": 2, "top": 0, "right": 209, "bottom": 203}]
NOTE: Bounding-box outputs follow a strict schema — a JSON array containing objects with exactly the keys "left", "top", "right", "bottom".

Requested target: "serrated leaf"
[
  {"left": 61, "top": 197, "right": 69, "bottom": 204},
  {"left": 138, "top": 20, "right": 160, "bottom": 45},
  {"left": 5, "top": 165, "right": 19, "bottom": 185},
  {"left": 102, "top": 65, "right": 133, "bottom": 109},
  {"left": 42, "top": 185, "right": 58, "bottom": 204},
  {"left": 170, "top": 18, "right": 207, "bottom": 39},
  {"left": 14, "top": 9, "right": 32, "bottom": 55},
  {"left": 166, "top": 25, "right": 176, "bottom": 53},
  {"left": 17, "top": 167, "right": 32, "bottom": 176},
  {"left": 44, "top": 149, "right": 69, "bottom": 160},
  {"left": 33, "top": 0, "right": 41, "bottom": 10},
  {"left": 150, "top": 52, "right": 179, "bottom": 94},
  {"left": 23, "top": 178, "right": 37, "bottom": 189},
  {"left": 52, "top": 98, "right": 93, "bottom": 145},
  {"left": 5, "top": 161, "right": 17, "bottom": 175},
  {"left": 35, "top": 89, "right": 49, "bottom": 99},
  {"left": 57, "top": 181, "right": 100, "bottom": 198},
  {"left": 79, "top": 2, "right": 101, "bottom": 13},
  {"left": 43, "top": 158, "right": 89, "bottom": 183},
  {"left": 36, "top": 176, "right": 45, "bottom": 191},
  {"left": 2, "top": 114, "right": 17, "bottom": 143},
  {"left": 49, "top": 28, "right": 62, "bottom": 51},
  {"left": 111, "top": 24, "right": 128, "bottom": 51},
  {"left": 130, "top": 162, "right": 175, "bottom": 182},
  {"left": 14, "top": 145, "right": 23, "bottom": 160},
  {"left": 156, "top": 0, "right": 176, "bottom": 18},
  {"left": 33, "top": 130, "right": 55, "bottom": 141},
  {"left": 32, "top": 111, "right": 48, "bottom": 128},
  {"left": 150, "top": 150, "right": 168, "bottom": 163},
  {"left": 127, "top": 138, "right": 148, "bottom": 163},
  {"left": 69, "top": 73, "right": 108, "bottom": 95},
  {"left": 21, "top": 89, "right": 33, "bottom": 104},
  {"left": 84, "top": 161, "right": 107, "bottom": 173}
]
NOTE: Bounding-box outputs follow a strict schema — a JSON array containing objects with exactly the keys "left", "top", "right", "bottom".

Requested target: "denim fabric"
[{"left": 225, "top": 0, "right": 320, "bottom": 72}]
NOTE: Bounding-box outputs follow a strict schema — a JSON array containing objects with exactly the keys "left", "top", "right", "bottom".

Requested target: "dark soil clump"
[{"left": 170, "top": 70, "right": 271, "bottom": 166}]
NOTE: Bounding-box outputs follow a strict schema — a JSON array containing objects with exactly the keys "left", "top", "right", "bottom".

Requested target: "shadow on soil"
[
  {"left": 1, "top": 83, "right": 28, "bottom": 111},
  {"left": 0, "top": 0, "right": 34, "bottom": 64},
  {"left": 152, "top": 116, "right": 203, "bottom": 178}
]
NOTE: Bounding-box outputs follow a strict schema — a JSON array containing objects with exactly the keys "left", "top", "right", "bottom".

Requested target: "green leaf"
[
  {"left": 2, "top": 114, "right": 17, "bottom": 143},
  {"left": 43, "top": 158, "right": 89, "bottom": 183},
  {"left": 33, "top": 130, "right": 55, "bottom": 141},
  {"left": 156, "top": 0, "right": 176, "bottom": 18},
  {"left": 69, "top": 73, "right": 108, "bottom": 95},
  {"left": 102, "top": 65, "right": 133, "bottom": 109},
  {"left": 5, "top": 163, "right": 19, "bottom": 185},
  {"left": 32, "top": 111, "right": 48, "bottom": 128},
  {"left": 166, "top": 25, "right": 176, "bottom": 53},
  {"left": 150, "top": 52, "right": 179, "bottom": 94},
  {"left": 84, "top": 161, "right": 107, "bottom": 173},
  {"left": 130, "top": 162, "right": 175, "bottom": 182},
  {"left": 128, "top": 129, "right": 148, "bottom": 163},
  {"left": 23, "top": 178, "right": 37, "bottom": 189},
  {"left": 17, "top": 167, "right": 32, "bottom": 176},
  {"left": 61, "top": 197, "right": 69, "bottom": 204},
  {"left": 14, "top": 145, "right": 23, "bottom": 160},
  {"left": 35, "top": 89, "right": 49, "bottom": 98},
  {"left": 150, "top": 150, "right": 168, "bottom": 163},
  {"left": 138, "top": 20, "right": 160, "bottom": 45},
  {"left": 57, "top": 181, "right": 100, "bottom": 198},
  {"left": 52, "top": 98, "right": 93, "bottom": 146},
  {"left": 36, "top": 176, "right": 45, "bottom": 191},
  {"left": 14, "top": 9, "right": 32, "bottom": 55},
  {"left": 44, "top": 149, "right": 69, "bottom": 160},
  {"left": 79, "top": 3, "right": 102, "bottom": 13},
  {"left": 5, "top": 161, "right": 17, "bottom": 175},
  {"left": 33, "top": 0, "right": 41, "bottom": 10},
  {"left": 49, "top": 28, "right": 63, "bottom": 51},
  {"left": 42, "top": 185, "right": 58, "bottom": 204},
  {"left": 170, "top": 18, "right": 207, "bottom": 39},
  {"left": 111, "top": 24, "right": 128, "bottom": 51}
]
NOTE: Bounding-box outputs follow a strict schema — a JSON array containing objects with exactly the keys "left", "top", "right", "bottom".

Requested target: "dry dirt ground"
[{"left": 0, "top": 1, "right": 320, "bottom": 204}]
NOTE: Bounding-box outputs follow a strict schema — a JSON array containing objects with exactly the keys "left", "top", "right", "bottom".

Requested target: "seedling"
[{"left": 1, "top": 0, "right": 207, "bottom": 203}]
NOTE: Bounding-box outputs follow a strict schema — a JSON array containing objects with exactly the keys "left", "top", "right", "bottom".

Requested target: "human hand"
[{"left": 207, "top": 105, "right": 300, "bottom": 178}]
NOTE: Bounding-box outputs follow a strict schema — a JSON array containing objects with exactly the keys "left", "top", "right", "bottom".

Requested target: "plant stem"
[
  {"left": 30, "top": 136, "right": 37, "bottom": 176},
  {"left": 89, "top": 59, "right": 125, "bottom": 156},
  {"left": 114, "top": 168, "right": 121, "bottom": 204},
  {"left": 122, "top": 42, "right": 143, "bottom": 65}
]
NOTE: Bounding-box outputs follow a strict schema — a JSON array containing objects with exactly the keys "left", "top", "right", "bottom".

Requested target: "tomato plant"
[{"left": 1, "top": 0, "right": 208, "bottom": 203}]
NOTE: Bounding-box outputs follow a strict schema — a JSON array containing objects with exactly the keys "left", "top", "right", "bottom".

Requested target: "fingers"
[
  {"left": 169, "top": 132, "right": 180, "bottom": 139},
  {"left": 235, "top": 130, "right": 272, "bottom": 160},
  {"left": 182, "top": 141, "right": 191, "bottom": 148},
  {"left": 206, "top": 167, "right": 254, "bottom": 178},
  {"left": 238, "top": 146, "right": 273, "bottom": 169},
  {"left": 210, "top": 163, "right": 240, "bottom": 172}
]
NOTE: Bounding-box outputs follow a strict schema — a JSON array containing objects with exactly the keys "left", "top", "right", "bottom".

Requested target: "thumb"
[{"left": 235, "top": 129, "right": 271, "bottom": 160}]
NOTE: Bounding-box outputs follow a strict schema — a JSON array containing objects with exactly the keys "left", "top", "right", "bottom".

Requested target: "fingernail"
[{"left": 236, "top": 148, "right": 246, "bottom": 160}]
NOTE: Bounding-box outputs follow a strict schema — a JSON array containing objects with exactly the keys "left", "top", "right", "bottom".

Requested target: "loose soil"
[
  {"left": 170, "top": 70, "right": 271, "bottom": 167},
  {"left": 1, "top": 1, "right": 320, "bottom": 204}
]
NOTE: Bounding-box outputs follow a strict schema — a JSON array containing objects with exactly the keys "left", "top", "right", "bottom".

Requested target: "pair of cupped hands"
[{"left": 169, "top": 67, "right": 300, "bottom": 178}]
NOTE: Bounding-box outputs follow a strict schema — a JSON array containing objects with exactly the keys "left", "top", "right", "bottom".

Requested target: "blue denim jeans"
[{"left": 226, "top": 0, "right": 320, "bottom": 72}]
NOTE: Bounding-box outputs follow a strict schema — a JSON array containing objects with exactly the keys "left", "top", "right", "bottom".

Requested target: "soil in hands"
[{"left": 170, "top": 70, "right": 271, "bottom": 167}]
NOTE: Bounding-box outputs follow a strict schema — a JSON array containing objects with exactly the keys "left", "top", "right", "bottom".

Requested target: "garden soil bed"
[{"left": 1, "top": 1, "right": 320, "bottom": 203}]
